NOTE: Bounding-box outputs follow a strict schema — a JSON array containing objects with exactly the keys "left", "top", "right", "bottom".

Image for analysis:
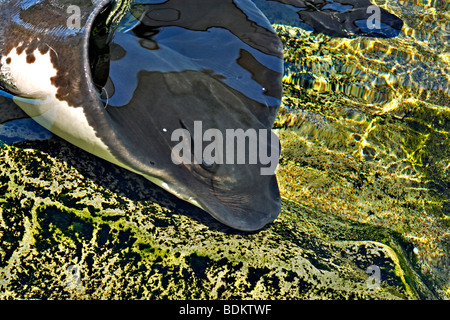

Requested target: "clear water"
[{"left": 274, "top": 0, "right": 449, "bottom": 297}]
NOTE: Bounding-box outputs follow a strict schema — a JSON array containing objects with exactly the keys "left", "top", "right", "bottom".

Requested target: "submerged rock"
[
  {"left": 273, "top": 21, "right": 449, "bottom": 299},
  {"left": 0, "top": 138, "right": 435, "bottom": 299}
]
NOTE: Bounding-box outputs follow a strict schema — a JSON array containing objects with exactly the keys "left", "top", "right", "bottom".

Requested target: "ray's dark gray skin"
[{"left": 0, "top": 0, "right": 403, "bottom": 231}]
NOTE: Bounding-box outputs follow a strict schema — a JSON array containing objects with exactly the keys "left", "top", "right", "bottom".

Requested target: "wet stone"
[{"left": 0, "top": 138, "right": 437, "bottom": 299}]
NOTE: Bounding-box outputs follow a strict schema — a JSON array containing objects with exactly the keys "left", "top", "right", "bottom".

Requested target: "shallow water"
[
  {"left": 0, "top": 0, "right": 449, "bottom": 298},
  {"left": 274, "top": 0, "right": 449, "bottom": 297}
]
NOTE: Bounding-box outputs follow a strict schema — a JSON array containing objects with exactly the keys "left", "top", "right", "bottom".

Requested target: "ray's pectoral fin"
[
  {"left": 99, "top": 0, "right": 284, "bottom": 230},
  {"left": 105, "top": 68, "right": 283, "bottom": 231},
  {"left": 253, "top": 0, "right": 404, "bottom": 38},
  {"left": 172, "top": 108, "right": 282, "bottom": 231},
  {"left": 200, "top": 131, "right": 282, "bottom": 231}
]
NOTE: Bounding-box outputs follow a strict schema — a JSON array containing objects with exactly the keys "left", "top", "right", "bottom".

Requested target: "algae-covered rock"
[
  {"left": 0, "top": 138, "right": 435, "bottom": 299},
  {"left": 273, "top": 20, "right": 449, "bottom": 298}
]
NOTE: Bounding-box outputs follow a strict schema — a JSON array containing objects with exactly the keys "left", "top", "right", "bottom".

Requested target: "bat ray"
[{"left": 0, "top": 0, "right": 403, "bottom": 231}]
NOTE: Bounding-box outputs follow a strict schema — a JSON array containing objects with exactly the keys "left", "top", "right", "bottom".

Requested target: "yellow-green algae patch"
[
  {"left": 0, "top": 140, "right": 431, "bottom": 299},
  {"left": 273, "top": 21, "right": 449, "bottom": 298}
]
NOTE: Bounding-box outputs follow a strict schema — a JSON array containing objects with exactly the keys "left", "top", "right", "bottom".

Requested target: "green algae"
[
  {"left": 273, "top": 20, "right": 449, "bottom": 298},
  {"left": 0, "top": 140, "right": 432, "bottom": 299}
]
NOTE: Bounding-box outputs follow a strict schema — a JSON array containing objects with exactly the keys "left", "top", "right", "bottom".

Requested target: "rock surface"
[{"left": 0, "top": 138, "right": 435, "bottom": 299}]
